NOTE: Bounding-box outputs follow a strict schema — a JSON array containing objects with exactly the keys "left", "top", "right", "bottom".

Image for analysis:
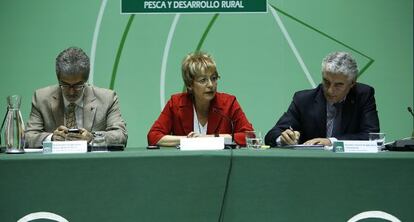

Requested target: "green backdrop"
[{"left": 0, "top": 0, "right": 412, "bottom": 147}]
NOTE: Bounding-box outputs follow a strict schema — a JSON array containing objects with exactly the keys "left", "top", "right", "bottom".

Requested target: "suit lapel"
[
  {"left": 50, "top": 87, "right": 64, "bottom": 127},
  {"left": 207, "top": 97, "right": 223, "bottom": 134},
  {"left": 314, "top": 87, "right": 327, "bottom": 137},
  {"left": 340, "top": 88, "right": 356, "bottom": 133},
  {"left": 178, "top": 94, "right": 193, "bottom": 135},
  {"left": 83, "top": 85, "right": 97, "bottom": 131}
]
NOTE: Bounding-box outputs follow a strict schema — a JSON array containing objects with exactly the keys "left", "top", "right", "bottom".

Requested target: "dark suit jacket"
[
  {"left": 265, "top": 83, "right": 380, "bottom": 147},
  {"left": 147, "top": 92, "right": 253, "bottom": 146},
  {"left": 25, "top": 84, "right": 128, "bottom": 147}
]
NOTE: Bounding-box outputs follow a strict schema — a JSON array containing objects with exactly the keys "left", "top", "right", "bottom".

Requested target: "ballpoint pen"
[{"left": 289, "top": 126, "right": 299, "bottom": 144}]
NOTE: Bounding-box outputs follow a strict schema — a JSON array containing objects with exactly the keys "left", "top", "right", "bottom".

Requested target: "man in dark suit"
[{"left": 265, "top": 52, "right": 379, "bottom": 147}]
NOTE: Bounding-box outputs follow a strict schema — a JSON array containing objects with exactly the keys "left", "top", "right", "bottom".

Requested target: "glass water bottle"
[{"left": 4, "top": 95, "right": 25, "bottom": 153}]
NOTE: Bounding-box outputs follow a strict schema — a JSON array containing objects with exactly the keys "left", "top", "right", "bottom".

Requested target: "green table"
[
  {"left": 223, "top": 149, "right": 414, "bottom": 222},
  {"left": 1, "top": 148, "right": 413, "bottom": 222}
]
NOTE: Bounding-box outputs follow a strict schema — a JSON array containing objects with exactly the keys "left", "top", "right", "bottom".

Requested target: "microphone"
[
  {"left": 212, "top": 108, "right": 236, "bottom": 149},
  {"left": 408, "top": 107, "right": 414, "bottom": 117}
]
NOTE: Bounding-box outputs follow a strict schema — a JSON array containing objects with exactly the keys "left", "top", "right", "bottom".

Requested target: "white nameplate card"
[
  {"left": 333, "top": 140, "right": 378, "bottom": 153},
  {"left": 43, "top": 141, "right": 88, "bottom": 154},
  {"left": 180, "top": 137, "right": 225, "bottom": 151}
]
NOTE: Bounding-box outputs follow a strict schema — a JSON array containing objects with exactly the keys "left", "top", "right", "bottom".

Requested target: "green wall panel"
[{"left": 0, "top": 0, "right": 412, "bottom": 147}]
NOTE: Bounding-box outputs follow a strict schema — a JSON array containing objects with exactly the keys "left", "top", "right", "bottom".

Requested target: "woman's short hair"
[
  {"left": 181, "top": 52, "right": 218, "bottom": 89},
  {"left": 322, "top": 51, "right": 358, "bottom": 80},
  {"left": 56, "top": 47, "right": 90, "bottom": 80}
]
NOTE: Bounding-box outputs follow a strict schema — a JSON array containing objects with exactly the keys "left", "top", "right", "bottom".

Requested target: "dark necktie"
[
  {"left": 65, "top": 103, "right": 77, "bottom": 129},
  {"left": 331, "top": 103, "right": 342, "bottom": 137},
  {"left": 326, "top": 102, "right": 343, "bottom": 137},
  {"left": 326, "top": 104, "right": 336, "bottom": 137}
]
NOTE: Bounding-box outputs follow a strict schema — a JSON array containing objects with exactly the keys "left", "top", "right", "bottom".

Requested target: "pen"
[{"left": 289, "top": 126, "right": 298, "bottom": 144}]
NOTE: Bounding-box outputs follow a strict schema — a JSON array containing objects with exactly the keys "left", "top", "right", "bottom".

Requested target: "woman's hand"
[{"left": 187, "top": 131, "right": 202, "bottom": 138}]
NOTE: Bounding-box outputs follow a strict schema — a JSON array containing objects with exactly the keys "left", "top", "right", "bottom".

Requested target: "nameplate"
[
  {"left": 180, "top": 137, "right": 225, "bottom": 151},
  {"left": 43, "top": 141, "right": 88, "bottom": 154},
  {"left": 333, "top": 140, "right": 378, "bottom": 153}
]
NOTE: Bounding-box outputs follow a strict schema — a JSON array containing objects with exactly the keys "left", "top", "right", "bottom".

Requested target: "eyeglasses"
[
  {"left": 194, "top": 75, "right": 220, "bottom": 85},
  {"left": 59, "top": 82, "right": 85, "bottom": 91}
]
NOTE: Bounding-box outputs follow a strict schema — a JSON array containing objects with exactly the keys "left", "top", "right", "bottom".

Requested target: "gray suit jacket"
[{"left": 25, "top": 84, "right": 127, "bottom": 148}]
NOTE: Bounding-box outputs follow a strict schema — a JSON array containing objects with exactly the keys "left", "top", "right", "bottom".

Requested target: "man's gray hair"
[
  {"left": 322, "top": 52, "right": 358, "bottom": 80},
  {"left": 56, "top": 47, "right": 90, "bottom": 80}
]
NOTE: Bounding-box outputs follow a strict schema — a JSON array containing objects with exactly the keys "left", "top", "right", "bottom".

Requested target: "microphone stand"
[
  {"left": 408, "top": 107, "right": 414, "bottom": 138},
  {"left": 224, "top": 119, "right": 236, "bottom": 149},
  {"left": 384, "top": 107, "right": 414, "bottom": 151},
  {"left": 229, "top": 120, "right": 236, "bottom": 148},
  {"left": 212, "top": 107, "right": 237, "bottom": 149}
]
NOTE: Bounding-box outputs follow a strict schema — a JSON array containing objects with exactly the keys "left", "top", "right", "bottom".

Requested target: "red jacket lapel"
[{"left": 177, "top": 93, "right": 194, "bottom": 135}]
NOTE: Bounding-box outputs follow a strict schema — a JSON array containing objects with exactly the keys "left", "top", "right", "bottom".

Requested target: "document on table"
[{"left": 280, "top": 144, "right": 325, "bottom": 150}]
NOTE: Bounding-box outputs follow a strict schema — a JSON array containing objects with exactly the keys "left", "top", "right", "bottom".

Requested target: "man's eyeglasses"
[
  {"left": 194, "top": 75, "right": 220, "bottom": 85},
  {"left": 59, "top": 83, "right": 85, "bottom": 91}
]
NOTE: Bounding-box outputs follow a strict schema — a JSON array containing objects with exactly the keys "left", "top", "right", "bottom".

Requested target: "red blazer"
[{"left": 147, "top": 92, "right": 253, "bottom": 146}]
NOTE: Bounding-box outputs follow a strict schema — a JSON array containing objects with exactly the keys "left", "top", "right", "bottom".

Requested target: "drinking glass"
[
  {"left": 245, "top": 131, "right": 263, "bottom": 149},
  {"left": 369, "top": 132, "right": 386, "bottom": 151},
  {"left": 91, "top": 131, "right": 107, "bottom": 152}
]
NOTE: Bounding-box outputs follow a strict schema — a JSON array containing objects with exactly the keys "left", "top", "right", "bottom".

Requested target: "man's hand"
[
  {"left": 66, "top": 128, "right": 93, "bottom": 143},
  {"left": 304, "top": 138, "right": 331, "bottom": 146},
  {"left": 52, "top": 125, "right": 68, "bottom": 141},
  {"left": 280, "top": 129, "right": 300, "bottom": 145}
]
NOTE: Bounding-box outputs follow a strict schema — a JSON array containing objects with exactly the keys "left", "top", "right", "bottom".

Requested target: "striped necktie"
[
  {"left": 326, "top": 103, "right": 343, "bottom": 138},
  {"left": 65, "top": 103, "right": 78, "bottom": 129},
  {"left": 326, "top": 103, "right": 336, "bottom": 138}
]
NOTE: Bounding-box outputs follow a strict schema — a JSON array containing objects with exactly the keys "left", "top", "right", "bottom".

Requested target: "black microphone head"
[{"left": 408, "top": 107, "right": 414, "bottom": 117}]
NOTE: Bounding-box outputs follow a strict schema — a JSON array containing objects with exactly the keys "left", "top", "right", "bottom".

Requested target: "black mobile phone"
[{"left": 68, "top": 128, "right": 80, "bottom": 133}]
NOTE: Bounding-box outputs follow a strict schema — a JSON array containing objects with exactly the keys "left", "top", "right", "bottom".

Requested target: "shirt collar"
[
  {"left": 63, "top": 94, "right": 84, "bottom": 109},
  {"left": 327, "top": 96, "right": 346, "bottom": 107}
]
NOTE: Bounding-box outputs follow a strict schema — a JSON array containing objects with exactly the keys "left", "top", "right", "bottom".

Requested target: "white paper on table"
[
  {"left": 24, "top": 148, "right": 44, "bottom": 153},
  {"left": 180, "top": 137, "right": 225, "bottom": 151}
]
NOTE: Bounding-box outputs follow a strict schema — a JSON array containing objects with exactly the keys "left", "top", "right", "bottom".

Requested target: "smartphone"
[{"left": 68, "top": 128, "right": 81, "bottom": 133}]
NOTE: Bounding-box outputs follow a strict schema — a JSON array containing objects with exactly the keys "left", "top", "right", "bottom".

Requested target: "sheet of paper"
[
  {"left": 24, "top": 148, "right": 44, "bottom": 153},
  {"left": 281, "top": 144, "right": 325, "bottom": 150},
  {"left": 180, "top": 137, "right": 225, "bottom": 151}
]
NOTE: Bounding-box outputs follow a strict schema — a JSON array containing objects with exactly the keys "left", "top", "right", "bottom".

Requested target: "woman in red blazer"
[{"left": 147, "top": 52, "right": 253, "bottom": 147}]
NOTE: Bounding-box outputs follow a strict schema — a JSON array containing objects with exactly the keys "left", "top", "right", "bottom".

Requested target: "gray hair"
[
  {"left": 55, "top": 47, "right": 90, "bottom": 80},
  {"left": 322, "top": 52, "right": 358, "bottom": 80}
]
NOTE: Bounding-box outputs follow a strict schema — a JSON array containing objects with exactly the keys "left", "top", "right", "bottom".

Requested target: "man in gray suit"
[{"left": 25, "top": 47, "right": 127, "bottom": 148}]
